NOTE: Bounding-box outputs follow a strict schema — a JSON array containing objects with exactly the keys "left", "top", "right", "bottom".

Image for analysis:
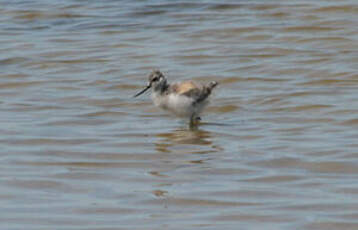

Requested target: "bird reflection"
[{"left": 155, "top": 126, "right": 213, "bottom": 153}]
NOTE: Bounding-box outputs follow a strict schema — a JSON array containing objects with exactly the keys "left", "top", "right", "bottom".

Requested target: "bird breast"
[{"left": 152, "top": 91, "right": 195, "bottom": 117}]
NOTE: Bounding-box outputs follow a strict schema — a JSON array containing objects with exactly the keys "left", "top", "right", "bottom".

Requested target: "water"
[{"left": 1, "top": 0, "right": 358, "bottom": 229}]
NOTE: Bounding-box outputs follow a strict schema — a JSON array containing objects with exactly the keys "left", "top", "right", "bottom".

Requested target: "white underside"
[{"left": 151, "top": 91, "right": 208, "bottom": 118}]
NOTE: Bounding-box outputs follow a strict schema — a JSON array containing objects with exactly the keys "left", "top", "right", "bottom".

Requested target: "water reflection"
[{"left": 155, "top": 127, "right": 212, "bottom": 153}]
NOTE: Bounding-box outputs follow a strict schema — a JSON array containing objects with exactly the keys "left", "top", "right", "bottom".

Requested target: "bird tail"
[{"left": 207, "top": 81, "right": 218, "bottom": 90}]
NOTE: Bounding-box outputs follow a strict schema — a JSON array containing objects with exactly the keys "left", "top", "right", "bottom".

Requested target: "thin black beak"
[{"left": 133, "top": 84, "right": 151, "bottom": 97}]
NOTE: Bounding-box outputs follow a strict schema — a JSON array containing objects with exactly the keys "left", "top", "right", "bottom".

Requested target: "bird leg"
[{"left": 189, "top": 114, "right": 201, "bottom": 128}]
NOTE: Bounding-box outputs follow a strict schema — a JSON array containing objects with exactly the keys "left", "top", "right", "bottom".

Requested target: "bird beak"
[{"left": 133, "top": 83, "right": 151, "bottom": 97}]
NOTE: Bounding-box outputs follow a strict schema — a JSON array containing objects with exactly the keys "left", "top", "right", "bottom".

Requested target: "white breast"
[{"left": 151, "top": 92, "right": 195, "bottom": 117}]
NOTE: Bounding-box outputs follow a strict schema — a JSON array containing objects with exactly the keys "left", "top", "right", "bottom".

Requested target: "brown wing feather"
[
  {"left": 182, "top": 81, "right": 218, "bottom": 104},
  {"left": 171, "top": 80, "right": 218, "bottom": 105},
  {"left": 171, "top": 81, "right": 199, "bottom": 95}
]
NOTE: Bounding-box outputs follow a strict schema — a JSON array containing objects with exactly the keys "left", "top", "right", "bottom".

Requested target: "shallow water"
[{"left": 1, "top": 0, "right": 358, "bottom": 229}]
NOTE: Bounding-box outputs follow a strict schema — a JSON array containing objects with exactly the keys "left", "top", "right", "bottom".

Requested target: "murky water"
[{"left": 1, "top": 0, "right": 358, "bottom": 229}]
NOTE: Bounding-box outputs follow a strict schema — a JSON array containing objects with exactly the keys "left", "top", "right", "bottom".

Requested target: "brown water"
[{"left": 1, "top": 0, "right": 358, "bottom": 229}]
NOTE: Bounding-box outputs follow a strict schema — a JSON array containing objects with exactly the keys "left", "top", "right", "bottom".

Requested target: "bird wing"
[
  {"left": 171, "top": 80, "right": 217, "bottom": 105},
  {"left": 171, "top": 81, "right": 199, "bottom": 95},
  {"left": 182, "top": 81, "right": 218, "bottom": 105}
]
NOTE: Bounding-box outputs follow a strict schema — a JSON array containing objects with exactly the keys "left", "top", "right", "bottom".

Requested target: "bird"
[{"left": 134, "top": 70, "right": 218, "bottom": 126}]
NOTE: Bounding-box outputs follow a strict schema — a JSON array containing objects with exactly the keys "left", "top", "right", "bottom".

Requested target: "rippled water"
[{"left": 1, "top": 0, "right": 358, "bottom": 229}]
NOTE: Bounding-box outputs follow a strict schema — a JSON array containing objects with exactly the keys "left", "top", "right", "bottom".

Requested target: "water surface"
[{"left": 1, "top": 0, "right": 358, "bottom": 229}]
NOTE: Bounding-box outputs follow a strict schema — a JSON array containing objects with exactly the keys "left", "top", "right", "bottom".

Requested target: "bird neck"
[{"left": 154, "top": 81, "right": 169, "bottom": 95}]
